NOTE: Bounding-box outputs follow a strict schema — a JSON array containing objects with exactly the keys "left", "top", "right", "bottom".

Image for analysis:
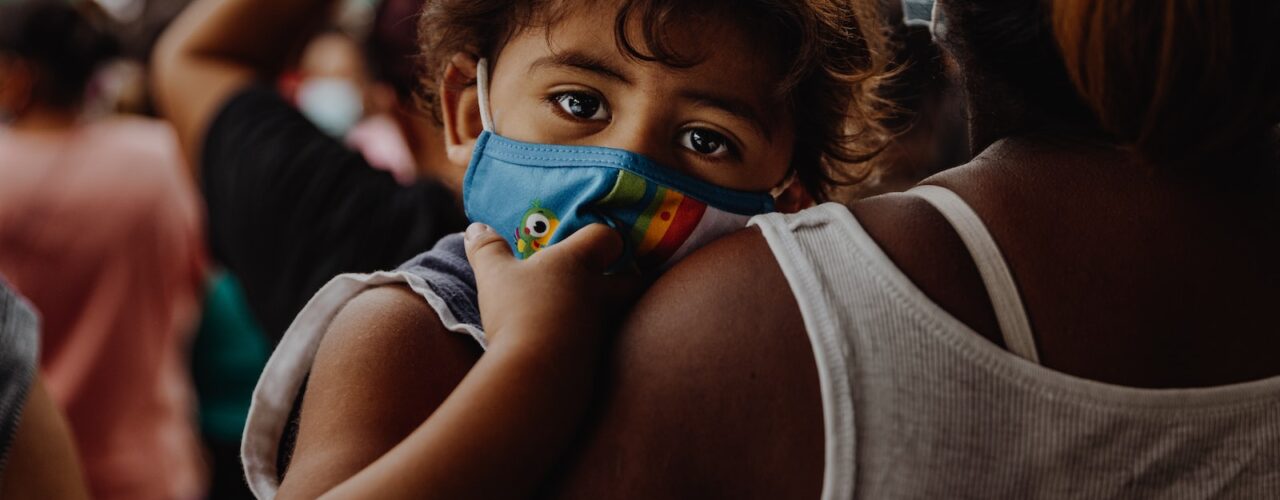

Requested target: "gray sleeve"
[
  {"left": 396, "top": 233, "right": 481, "bottom": 328},
  {"left": 0, "top": 280, "right": 40, "bottom": 476}
]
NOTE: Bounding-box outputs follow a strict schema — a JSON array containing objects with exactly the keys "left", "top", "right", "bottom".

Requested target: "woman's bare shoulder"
[
  {"left": 849, "top": 192, "right": 1004, "bottom": 345},
  {"left": 627, "top": 227, "right": 800, "bottom": 337},
  {"left": 548, "top": 228, "right": 824, "bottom": 498}
]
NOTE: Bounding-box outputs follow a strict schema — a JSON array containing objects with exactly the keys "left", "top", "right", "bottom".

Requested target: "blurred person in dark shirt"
[
  {"left": 0, "top": 1, "right": 207, "bottom": 497},
  {"left": 289, "top": 29, "right": 420, "bottom": 184},
  {"left": 154, "top": 0, "right": 467, "bottom": 343}
]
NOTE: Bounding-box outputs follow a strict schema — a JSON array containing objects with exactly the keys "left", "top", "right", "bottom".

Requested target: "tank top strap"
[{"left": 907, "top": 185, "right": 1040, "bottom": 364}]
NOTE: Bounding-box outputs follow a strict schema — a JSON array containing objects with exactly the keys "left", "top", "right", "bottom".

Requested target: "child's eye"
[
  {"left": 679, "top": 129, "right": 733, "bottom": 158},
  {"left": 552, "top": 92, "right": 610, "bottom": 121}
]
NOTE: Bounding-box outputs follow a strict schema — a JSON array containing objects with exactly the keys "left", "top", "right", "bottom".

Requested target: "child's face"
[{"left": 447, "top": 3, "right": 797, "bottom": 193}]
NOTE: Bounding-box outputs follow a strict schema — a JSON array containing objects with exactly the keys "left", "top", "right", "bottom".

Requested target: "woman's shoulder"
[
  {"left": 630, "top": 227, "right": 799, "bottom": 343},
  {"left": 620, "top": 192, "right": 995, "bottom": 355},
  {"left": 546, "top": 228, "right": 823, "bottom": 497}
]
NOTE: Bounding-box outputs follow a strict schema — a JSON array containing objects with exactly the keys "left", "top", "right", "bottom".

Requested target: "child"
[{"left": 242, "top": 0, "right": 889, "bottom": 496}]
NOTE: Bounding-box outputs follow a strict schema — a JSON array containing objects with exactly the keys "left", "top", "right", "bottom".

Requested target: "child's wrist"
[{"left": 486, "top": 326, "right": 605, "bottom": 369}]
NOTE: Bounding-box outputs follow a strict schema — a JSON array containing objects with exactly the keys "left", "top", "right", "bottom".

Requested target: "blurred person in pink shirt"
[{"left": 0, "top": 1, "right": 206, "bottom": 498}]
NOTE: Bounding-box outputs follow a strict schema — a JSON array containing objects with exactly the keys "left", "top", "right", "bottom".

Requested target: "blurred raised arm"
[{"left": 151, "top": 0, "right": 338, "bottom": 166}]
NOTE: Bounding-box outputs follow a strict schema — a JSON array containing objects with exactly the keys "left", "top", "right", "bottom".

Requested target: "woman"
[
  {"left": 262, "top": 0, "right": 1280, "bottom": 497},
  {"left": 0, "top": 1, "right": 206, "bottom": 498},
  {"left": 470, "top": 0, "right": 1280, "bottom": 496}
]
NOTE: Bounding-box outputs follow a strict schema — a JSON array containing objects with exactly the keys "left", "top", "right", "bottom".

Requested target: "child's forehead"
[{"left": 499, "top": 1, "right": 788, "bottom": 97}]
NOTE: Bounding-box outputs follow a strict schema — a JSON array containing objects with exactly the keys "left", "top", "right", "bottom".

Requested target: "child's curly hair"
[{"left": 416, "top": 0, "right": 894, "bottom": 199}]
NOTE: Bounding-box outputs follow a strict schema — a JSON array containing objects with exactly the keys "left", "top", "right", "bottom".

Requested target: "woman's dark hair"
[
  {"left": 0, "top": 0, "right": 119, "bottom": 109},
  {"left": 938, "top": 0, "right": 1095, "bottom": 134},
  {"left": 415, "top": 0, "right": 894, "bottom": 199},
  {"left": 1052, "top": 0, "right": 1280, "bottom": 167}
]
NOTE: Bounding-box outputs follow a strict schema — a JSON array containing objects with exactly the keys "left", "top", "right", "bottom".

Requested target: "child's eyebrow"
[
  {"left": 681, "top": 91, "right": 774, "bottom": 142},
  {"left": 529, "top": 51, "right": 632, "bottom": 85}
]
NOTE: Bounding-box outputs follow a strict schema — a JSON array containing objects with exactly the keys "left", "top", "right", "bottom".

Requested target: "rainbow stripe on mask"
[{"left": 596, "top": 170, "right": 709, "bottom": 270}]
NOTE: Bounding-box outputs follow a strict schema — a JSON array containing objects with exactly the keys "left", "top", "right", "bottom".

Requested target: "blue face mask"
[{"left": 462, "top": 59, "right": 789, "bottom": 272}]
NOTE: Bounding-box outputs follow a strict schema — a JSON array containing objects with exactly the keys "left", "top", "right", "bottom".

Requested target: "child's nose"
[{"left": 603, "top": 120, "right": 678, "bottom": 167}]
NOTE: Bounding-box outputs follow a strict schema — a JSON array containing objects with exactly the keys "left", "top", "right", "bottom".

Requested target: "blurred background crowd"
[{"left": 0, "top": 0, "right": 963, "bottom": 498}]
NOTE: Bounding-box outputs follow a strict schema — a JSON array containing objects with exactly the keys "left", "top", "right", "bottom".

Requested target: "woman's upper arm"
[
  {"left": 276, "top": 285, "right": 482, "bottom": 499},
  {"left": 548, "top": 228, "right": 825, "bottom": 499}
]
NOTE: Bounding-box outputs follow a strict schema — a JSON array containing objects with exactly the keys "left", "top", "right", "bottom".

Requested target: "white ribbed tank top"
[{"left": 749, "top": 188, "right": 1280, "bottom": 499}]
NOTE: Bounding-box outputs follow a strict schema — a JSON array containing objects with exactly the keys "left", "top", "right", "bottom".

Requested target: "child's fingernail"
[{"left": 464, "top": 223, "right": 492, "bottom": 244}]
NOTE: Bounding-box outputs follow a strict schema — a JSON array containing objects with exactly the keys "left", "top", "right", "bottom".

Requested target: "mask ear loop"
[
  {"left": 900, "top": 0, "right": 942, "bottom": 40},
  {"left": 929, "top": 0, "right": 946, "bottom": 41},
  {"left": 768, "top": 169, "right": 797, "bottom": 199},
  {"left": 476, "top": 58, "right": 496, "bottom": 133}
]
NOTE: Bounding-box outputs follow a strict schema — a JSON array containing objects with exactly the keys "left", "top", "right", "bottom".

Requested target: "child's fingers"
[
  {"left": 463, "top": 223, "right": 514, "bottom": 275},
  {"left": 542, "top": 223, "right": 625, "bottom": 274},
  {"left": 555, "top": 225, "right": 644, "bottom": 314}
]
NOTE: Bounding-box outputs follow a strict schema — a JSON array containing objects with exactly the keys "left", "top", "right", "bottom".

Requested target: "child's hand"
[{"left": 464, "top": 222, "right": 641, "bottom": 353}]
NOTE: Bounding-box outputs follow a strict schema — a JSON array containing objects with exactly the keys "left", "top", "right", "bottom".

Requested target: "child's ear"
[
  {"left": 440, "top": 53, "right": 484, "bottom": 169},
  {"left": 774, "top": 179, "right": 815, "bottom": 213}
]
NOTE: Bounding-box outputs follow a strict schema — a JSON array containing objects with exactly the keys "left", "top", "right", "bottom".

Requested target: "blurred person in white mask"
[
  {"left": 294, "top": 31, "right": 368, "bottom": 138},
  {"left": 294, "top": 29, "right": 419, "bottom": 184}
]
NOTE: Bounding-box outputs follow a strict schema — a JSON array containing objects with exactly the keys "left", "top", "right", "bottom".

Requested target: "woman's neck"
[{"left": 960, "top": 73, "right": 1106, "bottom": 158}]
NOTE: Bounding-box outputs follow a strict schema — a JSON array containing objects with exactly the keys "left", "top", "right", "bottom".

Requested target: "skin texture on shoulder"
[{"left": 546, "top": 226, "right": 824, "bottom": 498}]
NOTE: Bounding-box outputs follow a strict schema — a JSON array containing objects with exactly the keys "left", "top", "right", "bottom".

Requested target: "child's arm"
[{"left": 279, "top": 224, "right": 635, "bottom": 499}]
